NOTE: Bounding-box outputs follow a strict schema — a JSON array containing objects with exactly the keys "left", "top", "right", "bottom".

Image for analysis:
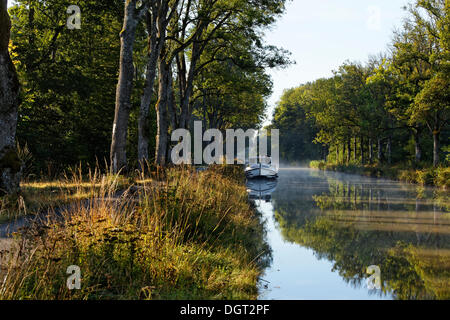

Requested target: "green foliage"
[
  {"left": 271, "top": 86, "right": 324, "bottom": 162},
  {"left": 272, "top": 0, "right": 449, "bottom": 167},
  {"left": 8, "top": 0, "right": 289, "bottom": 173},
  {"left": 416, "top": 168, "right": 437, "bottom": 186},
  {"left": 188, "top": 0, "right": 291, "bottom": 131},
  {"left": 8, "top": 1, "right": 151, "bottom": 174},
  {"left": 309, "top": 160, "right": 326, "bottom": 170},
  {"left": 435, "top": 167, "right": 450, "bottom": 189},
  {"left": 398, "top": 169, "right": 419, "bottom": 184}
]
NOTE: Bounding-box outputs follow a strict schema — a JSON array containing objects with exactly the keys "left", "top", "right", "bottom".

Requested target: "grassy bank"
[
  {"left": 0, "top": 166, "right": 269, "bottom": 300},
  {"left": 0, "top": 167, "right": 132, "bottom": 224},
  {"left": 310, "top": 161, "right": 450, "bottom": 189}
]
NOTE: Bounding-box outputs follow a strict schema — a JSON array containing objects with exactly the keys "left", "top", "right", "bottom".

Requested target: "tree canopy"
[
  {"left": 7, "top": 0, "right": 291, "bottom": 174},
  {"left": 272, "top": 0, "right": 449, "bottom": 167}
]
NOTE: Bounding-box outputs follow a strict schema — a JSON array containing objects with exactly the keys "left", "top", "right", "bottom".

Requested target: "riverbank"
[
  {"left": 309, "top": 161, "right": 450, "bottom": 189},
  {"left": 0, "top": 170, "right": 133, "bottom": 225},
  {"left": 0, "top": 166, "right": 269, "bottom": 300}
]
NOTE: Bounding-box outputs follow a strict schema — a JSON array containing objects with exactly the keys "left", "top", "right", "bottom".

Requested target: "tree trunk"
[
  {"left": 336, "top": 145, "right": 339, "bottom": 164},
  {"left": 413, "top": 128, "right": 422, "bottom": 165},
  {"left": 354, "top": 137, "right": 357, "bottom": 162},
  {"left": 343, "top": 143, "right": 347, "bottom": 164},
  {"left": 138, "top": 1, "right": 173, "bottom": 164},
  {"left": 167, "top": 66, "right": 177, "bottom": 131},
  {"left": 386, "top": 136, "right": 392, "bottom": 164},
  {"left": 179, "top": 39, "right": 202, "bottom": 130},
  {"left": 138, "top": 10, "right": 159, "bottom": 164},
  {"left": 433, "top": 130, "right": 440, "bottom": 167},
  {"left": 346, "top": 138, "right": 351, "bottom": 164},
  {"left": 110, "top": 0, "right": 141, "bottom": 173},
  {"left": 377, "top": 138, "right": 383, "bottom": 162},
  {"left": 360, "top": 136, "right": 365, "bottom": 165},
  {"left": 368, "top": 138, "right": 373, "bottom": 164},
  {"left": 0, "top": 0, "right": 21, "bottom": 195},
  {"left": 166, "top": 66, "right": 177, "bottom": 163},
  {"left": 155, "top": 56, "right": 170, "bottom": 166}
]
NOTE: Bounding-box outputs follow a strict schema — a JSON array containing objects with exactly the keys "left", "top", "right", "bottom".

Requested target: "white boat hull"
[{"left": 245, "top": 167, "right": 278, "bottom": 179}]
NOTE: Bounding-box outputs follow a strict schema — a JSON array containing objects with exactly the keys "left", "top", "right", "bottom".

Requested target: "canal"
[{"left": 247, "top": 168, "right": 450, "bottom": 300}]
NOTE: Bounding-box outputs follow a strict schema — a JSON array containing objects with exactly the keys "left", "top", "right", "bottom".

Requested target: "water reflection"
[
  {"left": 246, "top": 178, "right": 278, "bottom": 202},
  {"left": 254, "top": 168, "right": 450, "bottom": 300}
]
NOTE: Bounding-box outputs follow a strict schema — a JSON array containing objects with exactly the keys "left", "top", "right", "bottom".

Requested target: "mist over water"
[{"left": 250, "top": 168, "right": 449, "bottom": 300}]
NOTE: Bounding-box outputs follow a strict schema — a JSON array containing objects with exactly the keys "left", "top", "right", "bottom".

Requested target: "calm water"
[{"left": 248, "top": 168, "right": 450, "bottom": 300}]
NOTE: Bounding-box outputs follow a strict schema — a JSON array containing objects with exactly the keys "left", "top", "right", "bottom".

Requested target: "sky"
[{"left": 263, "top": 0, "right": 411, "bottom": 125}]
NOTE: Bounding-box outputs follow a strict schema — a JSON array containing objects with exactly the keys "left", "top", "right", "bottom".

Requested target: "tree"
[
  {"left": 271, "top": 86, "right": 323, "bottom": 162},
  {"left": 413, "top": 72, "right": 450, "bottom": 166},
  {"left": 152, "top": 0, "right": 289, "bottom": 165},
  {"left": 120, "top": 0, "right": 289, "bottom": 166},
  {"left": 138, "top": 0, "right": 178, "bottom": 164},
  {"left": 153, "top": 0, "right": 243, "bottom": 164},
  {"left": 193, "top": 24, "right": 283, "bottom": 131},
  {"left": 0, "top": 0, "right": 21, "bottom": 195},
  {"left": 395, "top": 0, "right": 449, "bottom": 166},
  {"left": 10, "top": 0, "right": 126, "bottom": 175},
  {"left": 111, "top": 0, "right": 149, "bottom": 173}
]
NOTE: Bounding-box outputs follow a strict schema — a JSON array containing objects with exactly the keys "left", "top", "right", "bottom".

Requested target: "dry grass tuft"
[{"left": 0, "top": 165, "right": 269, "bottom": 300}]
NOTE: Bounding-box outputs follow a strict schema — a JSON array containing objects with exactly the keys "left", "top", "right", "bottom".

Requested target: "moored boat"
[{"left": 245, "top": 157, "right": 278, "bottom": 179}]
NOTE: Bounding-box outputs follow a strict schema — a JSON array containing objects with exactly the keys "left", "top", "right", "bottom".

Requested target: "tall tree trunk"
[
  {"left": 111, "top": 0, "right": 144, "bottom": 173},
  {"left": 346, "top": 138, "right": 351, "bottom": 164},
  {"left": 386, "top": 136, "right": 392, "bottom": 165},
  {"left": 368, "top": 138, "right": 373, "bottom": 164},
  {"left": 377, "top": 138, "right": 383, "bottom": 162},
  {"left": 336, "top": 145, "right": 339, "bottom": 164},
  {"left": 0, "top": 0, "right": 21, "bottom": 195},
  {"left": 155, "top": 56, "right": 170, "bottom": 166},
  {"left": 138, "top": 0, "right": 174, "bottom": 163},
  {"left": 413, "top": 128, "right": 422, "bottom": 165},
  {"left": 433, "top": 129, "right": 440, "bottom": 167},
  {"left": 138, "top": 10, "right": 159, "bottom": 164},
  {"left": 179, "top": 39, "right": 202, "bottom": 130},
  {"left": 167, "top": 66, "right": 177, "bottom": 131},
  {"left": 343, "top": 143, "right": 347, "bottom": 165},
  {"left": 360, "top": 136, "right": 365, "bottom": 165},
  {"left": 166, "top": 66, "right": 177, "bottom": 164},
  {"left": 354, "top": 137, "right": 357, "bottom": 162}
]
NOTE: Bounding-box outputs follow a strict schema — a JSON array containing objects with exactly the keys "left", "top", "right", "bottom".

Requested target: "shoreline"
[{"left": 309, "top": 161, "right": 449, "bottom": 190}]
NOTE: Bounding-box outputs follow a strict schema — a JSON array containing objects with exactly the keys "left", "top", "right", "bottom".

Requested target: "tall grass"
[
  {"left": 0, "top": 166, "right": 269, "bottom": 300},
  {"left": 0, "top": 165, "right": 132, "bottom": 224}
]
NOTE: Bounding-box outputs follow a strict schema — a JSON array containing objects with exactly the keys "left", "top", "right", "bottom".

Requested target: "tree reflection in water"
[{"left": 269, "top": 169, "right": 450, "bottom": 300}]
